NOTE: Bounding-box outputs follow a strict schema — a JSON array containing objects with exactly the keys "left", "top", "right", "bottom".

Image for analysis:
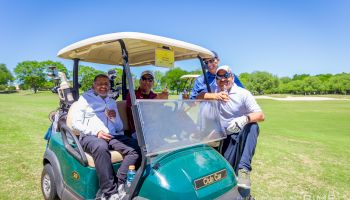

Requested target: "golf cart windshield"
[{"left": 137, "top": 99, "right": 226, "bottom": 156}]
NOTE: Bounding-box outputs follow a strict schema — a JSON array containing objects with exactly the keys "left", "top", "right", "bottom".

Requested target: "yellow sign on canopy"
[{"left": 155, "top": 48, "right": 174, "bottom": 67}]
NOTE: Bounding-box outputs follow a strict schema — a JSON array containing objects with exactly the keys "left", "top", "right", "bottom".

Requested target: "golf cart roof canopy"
[
  {"left": 180, "top": 74, "right": 200, "bottom": 79},
  {"left": 57, "top": 32, "right": 215, "bottom": 67}
]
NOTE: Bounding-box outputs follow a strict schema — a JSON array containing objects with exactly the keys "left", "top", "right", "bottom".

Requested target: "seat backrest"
[
  {"left": 117, "top": 100, "right": 129, "bottom": 131},
  {"left": 66, "top": 101, "right": 80, "bottom": 135}
]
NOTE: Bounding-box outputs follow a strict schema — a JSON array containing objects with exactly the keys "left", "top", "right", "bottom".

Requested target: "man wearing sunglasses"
[
  {"left": 190, "top": 51, "right": 243, "bottom": 99},
  {"left": 126, "top": 70, "right": 168, "bottom": 135},
  {"left": 197, "top": 65, "right": 265, "bottom": 190}
]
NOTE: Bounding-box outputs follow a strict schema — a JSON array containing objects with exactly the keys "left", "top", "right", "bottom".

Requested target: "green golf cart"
[{"left": 41, "top": 32, "right": 243, "bottom": 200}]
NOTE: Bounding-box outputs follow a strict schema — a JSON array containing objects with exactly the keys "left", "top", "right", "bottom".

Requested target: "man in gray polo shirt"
[{"left": 197, "top": 65, "right": 265, "bottom": 189}]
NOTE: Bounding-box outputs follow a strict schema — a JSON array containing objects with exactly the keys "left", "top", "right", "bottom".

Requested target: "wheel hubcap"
[{"left": 42, "top": 174, "right": 51, "bottom": 197}]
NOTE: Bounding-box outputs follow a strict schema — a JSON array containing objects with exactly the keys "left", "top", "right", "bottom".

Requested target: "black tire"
[{"left": 41, "top": 164, "right": 59, "bottom": 200}]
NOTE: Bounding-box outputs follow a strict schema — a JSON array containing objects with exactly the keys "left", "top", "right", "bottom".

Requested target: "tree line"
[
  {"left": 1, "top": 61, "right": 349, "bottom": 95},
  {"left": 239, "top": 71, "right": 350, "bottom": 95}
]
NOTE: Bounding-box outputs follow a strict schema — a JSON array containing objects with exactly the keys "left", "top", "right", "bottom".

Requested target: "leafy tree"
[
  {"left": 42, "top": 81, "right": 55, "bottom": 91},
  {"left": 161, "top": 67, "right": 188, "bottom": 94},
  {"left": 14, "top": 61, "right": 46, "bottom": 93},
  {"left": 238, "top": 73, "right": 250, "bottom": 86},
  {"left": 301, "top": 77, "right": 321, "bottom": 95},
  {"left": 14, "top": 60, "right": 68, "bottom": 93},
  {"left": 280, "top": 76, "right": 292, "bottom": 84},
  {"left": 247, "top": 71, "right": 279, "bottom": 94},
  {"left": 0, "top": 85, "right": 6, "bottom": 91},
  {"left": 277, "top": 83, "right": 288, "bottom": 94},
  {"left": 7, "top": 85, "right": 16, "bottom": 91},
  {"left": 78, "top": 65, "right": 105, "bottom": 91},
  {"left": 0, "top": 64, "right": 14, "bottom": 85},
  {"left": 239, "top": 73, "right": 254, "bottom": 91},
  {"left": 292, "top": 74, "right": 310, "bottom": 81},
  {"left": 153, "top": 70, "right": 165, "bottom": 92},
  {"left": 286, "top": 80, "right": 303, "bottom": 94},
  {"left": 328, "top": 73, "right": 350, "bottom": 94},
  {"left": 41, "top": 60, "right": 68, "bottom": 78},
  {"left": 276, "top": 77, "right": 292, "bottom": 93},
  {"left": 19, "top": 83, "right": 30, "bottom": 90},
  {"left": 315, "top": 73, "right": 332, "bottom": 82}
]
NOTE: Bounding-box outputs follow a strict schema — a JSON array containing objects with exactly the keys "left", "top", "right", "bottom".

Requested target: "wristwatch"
[{"left": 246, "top": 115, "right": 251, "bottom": 123}]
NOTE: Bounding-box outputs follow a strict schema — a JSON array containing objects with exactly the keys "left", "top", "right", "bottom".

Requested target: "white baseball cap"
[
  {"left": 216, "top": 65, "right": 232, "bottom": 74},
  {"left": 141, "top": 70, "right": 154, "bottom": 78}
]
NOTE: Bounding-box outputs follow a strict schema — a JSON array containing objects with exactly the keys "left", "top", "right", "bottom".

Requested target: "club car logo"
[
  {"left": 72, "top": 171, "right": 80, "bottom": 180},
  {"left": 194, "top": 169, "right": 227, "bottom": 190}
]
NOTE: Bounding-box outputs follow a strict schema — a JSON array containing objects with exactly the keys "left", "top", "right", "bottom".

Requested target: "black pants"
[
  {"left": 80, "top": 135, "right": 141, "bottom": 196},
  {"left": 222, "top": 123, "right": 260, "bottom": 174}
]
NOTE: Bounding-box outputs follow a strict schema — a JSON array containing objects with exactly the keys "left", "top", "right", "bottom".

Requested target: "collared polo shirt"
[{"left": 213, "top": 85, "right": 262, "bottom": 128}]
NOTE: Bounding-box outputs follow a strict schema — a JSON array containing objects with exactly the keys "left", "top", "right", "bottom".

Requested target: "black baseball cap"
[{"left": 211, "top": 51, "right": 219, "bottom": 59}]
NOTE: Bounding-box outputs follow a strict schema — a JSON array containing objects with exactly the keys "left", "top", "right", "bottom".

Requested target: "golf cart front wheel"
[{"left": 41, "top": 164, "right": 59, "bottom": 200}]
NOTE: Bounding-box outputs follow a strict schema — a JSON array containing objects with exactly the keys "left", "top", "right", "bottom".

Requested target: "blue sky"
[{"left": 1, "top": 0, "right": 349, "bottom": 78}]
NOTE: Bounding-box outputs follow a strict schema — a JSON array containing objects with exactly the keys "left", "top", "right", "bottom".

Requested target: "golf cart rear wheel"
[{"left": 41, "top": 164, "right": 59, "bottom": 200}]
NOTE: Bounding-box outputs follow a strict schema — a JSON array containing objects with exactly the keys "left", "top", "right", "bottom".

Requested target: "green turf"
[
  {"left": 0, "top": 91, "right": 58, "bottom": 200},
  {"left": 252, "top": 100, "right": 350, "bottom": 199},
  {"left": 0, "top": 92, "right": 349, "bottom": 199}
]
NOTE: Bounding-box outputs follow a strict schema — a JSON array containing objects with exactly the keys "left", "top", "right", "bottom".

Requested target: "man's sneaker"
[
  {"left": 117, "top": 184, "right": 126, "bottom": 199},
  {"left": 101, "top": 193, "right": 121, "bottom": 200},
  {"left": 237, "top": 168, "right": 251, "bottom": 189},
  {"left": 109, "top": 193, "right": 121, "bottom": 200},
  {"left": 100, "top": 193, "right": 119, "bottom": 200}
]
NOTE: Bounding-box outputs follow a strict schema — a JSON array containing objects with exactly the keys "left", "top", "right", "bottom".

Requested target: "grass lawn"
[
  {"left": 0, "top": 92, "right": 349, "bottom": 199},
  {"left": 253, "top": 100, "right": 350, "bottom": 199},
  {"left": 0, "top": 91, "right": 57, "bottom": 200}
]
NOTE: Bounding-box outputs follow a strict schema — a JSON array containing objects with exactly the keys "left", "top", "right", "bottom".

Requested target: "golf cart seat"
[
  {"left": 116, "top": 100, "right": 129, "bottom": 131},
  {"left": 66, "top": 102, "right": 123, "bottom": 167}
]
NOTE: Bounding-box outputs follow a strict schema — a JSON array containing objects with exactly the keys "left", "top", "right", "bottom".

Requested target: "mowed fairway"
[
  {"left": 0, "top": 92, "right": 349, "bottom": 199},
  {"left": 252, "top": 99, "right": 350, "bottom": 199},
  {"left": 0, "top": 92, "right": 57, "bottom": 200}
]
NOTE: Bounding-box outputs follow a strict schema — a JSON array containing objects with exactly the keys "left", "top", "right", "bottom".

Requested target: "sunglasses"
[
  {"left": 141, "top": 76, "right": 154, "bottom": 82},
  {"left": 204, "top": 59, "right": 215, "bottom": 64},
  {"left": 216, "top": 72, "right": 232, "bottom": 80}
]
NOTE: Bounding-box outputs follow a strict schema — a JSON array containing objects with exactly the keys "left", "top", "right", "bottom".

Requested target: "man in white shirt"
[
  {"left": 73, "top": 74, "right": 140, "bottom": 200},
  {"left": 197, "top": 65, "right": 264, "bottom": 190}
]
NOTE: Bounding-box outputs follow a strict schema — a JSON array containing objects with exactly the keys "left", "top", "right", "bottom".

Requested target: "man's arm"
[
  {"left": 247, "top": 112, "right": 265, "bottom": 123},
  {"left": 196, "top": 91, "right": 230, "bottom": 101},
  {"left": 227, "top": 91, "right": 265, "bottom": 133},
  {"left": 72, "top": 96, "right": 109, "bottom": 137},
  {"left": 72, "top": 97, "right": 90, "bottom": 135},
  {"left": 190, "top": 77, "right": 203, "bottom": 99},
  {"left": 155, "top": 91, "right": 169, "bottom": 99},
  {"left": 245, "top": 91, "right": 265, "bottom": 123}
]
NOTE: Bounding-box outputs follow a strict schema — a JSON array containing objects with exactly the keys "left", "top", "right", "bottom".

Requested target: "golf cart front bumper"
[{"left": 215, "top": 186, "right": 243, "bottom": 200}]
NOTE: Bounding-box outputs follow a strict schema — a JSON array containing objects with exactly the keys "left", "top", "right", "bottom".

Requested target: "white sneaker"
[
  {"left": 100, "top": 193, "right": 119, "bottom": 200},
  {"left": 108, "top": 193, "right": 120, "bottom": 200},
  {"left": 118, "top": 184, "right": 126, "bottom": 199}
]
